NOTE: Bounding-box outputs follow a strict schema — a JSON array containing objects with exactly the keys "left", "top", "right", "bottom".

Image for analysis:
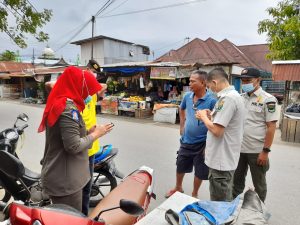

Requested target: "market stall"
[
  {"left": 272, "top": 60, "right": 300, "bottom": 143},
  {"left": 100, "top": 62, "right": 153, "bottom": 118},
  {"left": 100, "top": 62, "right": 195, "bottom": 121},
  {"left": 150, "top": 65, "right": 194, "bottom": 123}
]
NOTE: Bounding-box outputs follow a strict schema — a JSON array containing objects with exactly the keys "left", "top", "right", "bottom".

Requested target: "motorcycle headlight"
[{"left": 32, "top": 220, "right": 42, "bottom": 225}]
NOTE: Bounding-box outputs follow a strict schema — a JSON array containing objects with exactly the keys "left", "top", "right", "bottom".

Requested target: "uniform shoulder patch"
[
  {"left": 216, "top": 100, "right": 225, "bottom": 112},
  {"left": 71, "top": 109, "right": 79, "bottom": 121},
  {"left": 266, "top": 102, "right": 276, "bottom": 113}
]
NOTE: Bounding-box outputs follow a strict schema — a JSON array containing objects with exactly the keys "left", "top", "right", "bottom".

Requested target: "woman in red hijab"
[{"left": 39, "top": 66, "right": 113, "bottom": 211}]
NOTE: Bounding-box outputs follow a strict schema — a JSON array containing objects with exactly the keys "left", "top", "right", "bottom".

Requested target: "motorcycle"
[
  {"left": 91, "top": 145, "right": 124, "bottom": 207},
  {"left": 0, "top": 113, "right": 123, "bottom": 206},
  {"left": 0, "top": 147, "right": 155, "bottom": 225}
]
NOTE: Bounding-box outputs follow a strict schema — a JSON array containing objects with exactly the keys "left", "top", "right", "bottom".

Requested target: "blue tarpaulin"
[{"left": 103, "top": 67, "right": 146, "bottom": 74}]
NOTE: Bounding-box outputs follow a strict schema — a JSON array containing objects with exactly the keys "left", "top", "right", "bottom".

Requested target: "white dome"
[{"left": 43, "top": 47, "right": 54, "bottom": 57}]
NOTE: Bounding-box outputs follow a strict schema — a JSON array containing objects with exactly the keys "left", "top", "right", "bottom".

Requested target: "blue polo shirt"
[{"left": 180, "top": 91, "right": 217, "bottom": 144}]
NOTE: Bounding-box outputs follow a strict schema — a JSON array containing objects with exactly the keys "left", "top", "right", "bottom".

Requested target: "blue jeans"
[{"left": 82, "top": 155, "right": 95, "bottom": 215}]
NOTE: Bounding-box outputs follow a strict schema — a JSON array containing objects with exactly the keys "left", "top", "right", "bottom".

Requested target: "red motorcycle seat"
[{"left": 89, "top": 171, "right": 151, "bottom": 225}]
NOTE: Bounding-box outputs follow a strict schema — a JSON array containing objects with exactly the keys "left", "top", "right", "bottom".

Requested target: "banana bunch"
[{"left": 129, "top": 96, "right": 144, "bottom": 102}]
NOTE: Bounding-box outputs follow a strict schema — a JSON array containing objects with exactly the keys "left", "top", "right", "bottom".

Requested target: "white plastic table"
[{"left": 136, "top": 192, "right": 198, "bottom": 225}]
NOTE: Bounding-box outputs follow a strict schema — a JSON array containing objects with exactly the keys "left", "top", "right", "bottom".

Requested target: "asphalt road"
[{"left": 0, "top": 100, "right": 299, "bottom": 225}]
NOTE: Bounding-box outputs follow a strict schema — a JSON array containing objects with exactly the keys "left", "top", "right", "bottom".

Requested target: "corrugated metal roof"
[
  {"left": 156, "top": 38, "right": 272, "bottom": 73},
  {"left": 237, "top": 44, "right": 271, "bottom": 72},
  {"left": 156, "top": 38, "right": 239, "bottom": 65},
  {"left": 0, "top": 61, "right": 34, "bottom": 73},
  {"left": 272, "top": 61, "right": 300, "bottom": 81}
]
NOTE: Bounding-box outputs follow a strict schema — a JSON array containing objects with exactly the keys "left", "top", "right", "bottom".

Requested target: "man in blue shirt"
[{"left": 165, "top": 70, "right": 216, "bottom": 198}]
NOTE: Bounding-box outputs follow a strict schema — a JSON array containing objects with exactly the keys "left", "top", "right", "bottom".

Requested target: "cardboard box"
[{"left": 135, "top": 108, "right": 153, "bottom": 119}]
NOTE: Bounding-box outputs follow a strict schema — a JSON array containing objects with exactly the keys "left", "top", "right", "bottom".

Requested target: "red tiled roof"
[
  {"left": 156, "top": 38, "right": 272, "bottom": 72},
  {"left": 0, "top": 61, "right": 34, "bottom": 73},
  {"left": 237, "top": 44, "right": 271, "bottom": 72}
]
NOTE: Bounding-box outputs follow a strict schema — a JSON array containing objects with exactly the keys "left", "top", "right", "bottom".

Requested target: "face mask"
[
  {"left": 82, "top": 70, "right": 92, "bottom": 104},
  {"left": 242, "top": 83, "right": 255, "bottom": 93},
  {"left": 84, "top": 95, "right": 92, "bottom": 104}
]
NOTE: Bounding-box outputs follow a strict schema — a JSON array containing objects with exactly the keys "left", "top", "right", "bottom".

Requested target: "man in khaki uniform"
[
  {"left": 233, "top": 67, "right": 279, "bottom": 202},
  {"left": 196, "top": 68, "right": 244, "bottom": 201}
]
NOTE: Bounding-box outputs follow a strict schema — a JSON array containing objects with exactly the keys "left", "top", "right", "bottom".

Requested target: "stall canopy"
[
  {"left": 103, "top": 67, "right": 146, "bottom": 74},
  {"left": 101, "top": 61, "right": 193, "bottom": 78},
  {"left": 272, "top": 60, "right": 300, "bottom": 81}
]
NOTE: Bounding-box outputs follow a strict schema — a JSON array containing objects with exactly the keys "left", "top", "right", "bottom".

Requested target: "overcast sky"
[{"left": 0, "top": 0, "right": 281, "bottom": 63}]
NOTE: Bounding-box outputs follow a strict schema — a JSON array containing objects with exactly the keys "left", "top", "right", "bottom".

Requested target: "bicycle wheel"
[{"left": 89, "top": 170, "right": 117, "bottom": 207}]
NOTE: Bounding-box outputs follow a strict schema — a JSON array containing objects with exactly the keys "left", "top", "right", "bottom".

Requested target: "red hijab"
[{"left": 38, "top": 66, "right": 102, "bottom": 132}]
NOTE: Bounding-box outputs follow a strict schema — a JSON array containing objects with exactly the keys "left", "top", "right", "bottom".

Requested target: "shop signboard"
[
  {"left": 177, "top": 68, "right": 195, "bottom": 78},
  {"left": 150, "top": 67, "right": 177, "bottom": 80}
]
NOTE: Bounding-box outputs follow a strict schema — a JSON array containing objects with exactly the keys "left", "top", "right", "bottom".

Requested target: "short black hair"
[
  {"left": 207, "top": 68, "right": 229, "bottom": 82},
  {"left": 191, "top": 70, "right": 207, "bottom": 81}
]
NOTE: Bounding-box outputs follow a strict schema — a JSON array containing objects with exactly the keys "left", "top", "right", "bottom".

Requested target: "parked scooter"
[
  {"left": 0, "top": 114, "right": 122, "bottom": 206},
  {"left": 0, "top": 113, "right": 45, "bottom": 205},
  {"left": 0, "top": 148, "right": 155, "bottom": 225},
  {"left": 91, "top": 145, "right": 124, "bottom": 207}
]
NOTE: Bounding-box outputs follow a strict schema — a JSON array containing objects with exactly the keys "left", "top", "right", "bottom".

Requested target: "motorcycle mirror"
[
  {"left": 119, "top": 199, "right": 144, "bottom": 216},
  {"left": 94, "top": 199, "right": 144, "bottom": 221},
  {"left": 18, "top": 113, "right": 29, "bottom": 122}
]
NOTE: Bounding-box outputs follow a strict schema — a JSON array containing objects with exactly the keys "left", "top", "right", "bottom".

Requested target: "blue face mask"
[
  {"left": 242, "top": 83, "right": 255, "bottom": 93},
  {"left": 84, "top": 95, "right": 92, "bottom": 104}
]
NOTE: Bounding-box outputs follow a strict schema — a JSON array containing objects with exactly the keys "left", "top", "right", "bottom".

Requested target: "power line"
[
  {"left": 49, "top": 20, "right": 92, "bottom": 46},
  {"left": 54, "top": 19, "right": 91, "bottom": 52},
  {"left": 53, "top": 0, "right": 117, "bottom": 53},
  {"left": 101, "top": 0, "right": 130, "bottom": 16},
  {"left": 95, "top": 0, "right": 115, "bottom": 17},
  {"left": 97, "top": 0, "right": 206, "bottom": 18}
]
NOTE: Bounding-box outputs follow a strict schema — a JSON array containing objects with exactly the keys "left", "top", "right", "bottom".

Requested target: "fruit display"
[{"left": 129, "top": 96, "right": 144, "bottom": 102}]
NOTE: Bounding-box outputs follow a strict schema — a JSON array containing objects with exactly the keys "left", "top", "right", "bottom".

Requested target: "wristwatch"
[{"left": 263, "top": 147, "right": 271, "bottom": 153}]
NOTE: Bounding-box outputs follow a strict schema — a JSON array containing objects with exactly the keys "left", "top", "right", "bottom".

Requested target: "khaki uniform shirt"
[
  {"left": 205, "top": 86, "right": 245, "bottom": 171},
  {"left": 41, "top": 100, "right": 93, "bottom": 196},
  {"left": 241, "top": 87, "right": 279, "bottom": 153}
]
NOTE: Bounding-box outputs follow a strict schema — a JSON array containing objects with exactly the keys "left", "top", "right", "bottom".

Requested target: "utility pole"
[
  {"left": 31, "top": 48, "right": 35, "bottom": 65},
  {"left": 91, "top": 16, "right": 95, "bottom": 60}
]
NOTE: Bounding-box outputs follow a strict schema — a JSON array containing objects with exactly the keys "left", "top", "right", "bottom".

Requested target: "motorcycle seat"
[
  {"left": 89, "top": 171, "right": 151, "bottom": 225},
  {"left": 21, "top": 167, "right": 41, "bottom": 186}
]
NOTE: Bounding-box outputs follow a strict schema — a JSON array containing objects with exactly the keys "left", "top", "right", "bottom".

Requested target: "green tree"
[
  {"left": 0, "top": 0, "right": 52, "bottom": 48},
  {"left": 258, "top": 0, "right": 300, "bottom": 60},
  {"left": 0, "top": 50, "right": 17, "bottom": 61}
]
